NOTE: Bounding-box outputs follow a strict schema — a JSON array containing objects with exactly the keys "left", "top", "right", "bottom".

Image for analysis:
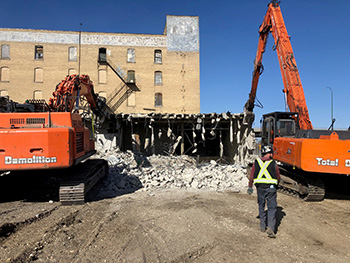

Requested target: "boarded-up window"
[
  {"left": 35, "top": 45, "right": 43, "bottom": 60},
  {"left": 154, "top": 50, "right": 162, "bottom": 64},
  {"left": 33, "top": 90, "right": 43, "bottom": 99},
  {"left": 68, "top": 68, "right": 77, "bottom": 75},
  {"left": 0, "top": 90, "right": 9, "bottom": 96},
  {"left": 98, "top": 91, "right": 107, "bottom": 98},
  {"left": 34, "top": 68, "right": 43, "bottom": 82},
  {"left": 127, "top": 48, "right": 135, "bottom": 63},
  {"left": 99, "top": 69, "right": 107, "bottom": 84},
  {"left": 127, "top": 92, "right": 136, "bottom": 107},
  {"left": 155, "top": 93, "right": 162, "bottom": 107},
  {"left": 1, "top": 45, "right": 10, "bottom": 59},
  {"left": 127, "top": 70, "right": 135, "bottom": 83},
  {"left": 68, "top": 47, "right": 77, "bottom": 61},
  {"left": 155, "top": 71, "right": 162, "bottom": 85},
  {"left": 0, "top": 67, "right": 10, "bottom": 82}
]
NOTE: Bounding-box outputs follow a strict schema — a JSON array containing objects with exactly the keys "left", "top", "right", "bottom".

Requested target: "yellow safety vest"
[{"left": 253, "top": 159, "right": 278, "bottom": 185}]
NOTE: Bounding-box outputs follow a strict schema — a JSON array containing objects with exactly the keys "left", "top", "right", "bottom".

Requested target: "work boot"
[{"left": 266, "top": 227, "right": 276, "bottom": 238}]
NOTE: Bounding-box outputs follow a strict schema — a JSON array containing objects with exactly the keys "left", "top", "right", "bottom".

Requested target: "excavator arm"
[
  {"left": 48, "top": 74, "right": 112, "bottom": 125},
  {"left": 245, "top": 0, "right": 313, "bottom": 130}
]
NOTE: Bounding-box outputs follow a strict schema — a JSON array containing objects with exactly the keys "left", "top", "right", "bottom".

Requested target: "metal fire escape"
[{"left": 98, "top": 49, "right": 140, "bottom": 112}]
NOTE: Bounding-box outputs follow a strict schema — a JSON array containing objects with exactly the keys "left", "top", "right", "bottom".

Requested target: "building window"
[
  {"left": 35, "top": 45, "right": 43, "bottom": 60},
  {"left": 154, "top": 50, "right": 162, "bottom": 64},
  {"left": 68, "top": 68, "right": 77, "bottom": 75},
  {"left": 127, "top": 48, "right": 135, "bottom": 63},
  {"left": 34, "top": 68, "right": 43, "bottom": 82},
  {"left": 1, "top": 45, "right": 10, "bottom": 60},
  {"left": 33, "top": 90, "right": 43, "bottom": 99},
  {"left": 127, "top": 92, "right": 136, "bottom": 107},
  {"left": 155, "top": 93, "right": 162, "bottom": 107},
  {"left": 0, "top": 90, "right": 9, "bottom": 96},
  {"left": 0, "top": 67, "right": 10, "bottom": 82},
  {"left": 98, "top": 68, "right": 107, "bottom": 84},
  {"left": 68, "top": 47, "right": 77, "bottom": 61},
  {"left": 127, "top": 70, "right": 135, "bottom": 83},
  {"left": 98, "top": 48, "right": 107, "bottom": 63},
  {"left": 155, "top": 71, "right": 162, "bottom": 85}
]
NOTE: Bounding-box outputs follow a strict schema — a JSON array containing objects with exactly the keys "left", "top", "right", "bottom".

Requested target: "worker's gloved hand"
[{"left": 247, "top": 187, "right": 253, "bottom": 195}]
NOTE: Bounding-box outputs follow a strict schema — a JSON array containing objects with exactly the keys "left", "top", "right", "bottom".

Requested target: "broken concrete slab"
[{"left": 93, "top": 149, "right": 250, "bottom": 199}]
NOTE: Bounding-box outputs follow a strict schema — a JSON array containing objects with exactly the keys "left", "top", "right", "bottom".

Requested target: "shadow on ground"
[
  {"left": 276, "top": 206, "right": 286, "bottom": 233},
  {"left": 323, "top": 174, "right": 350, "bottom": 200},
  {"left": 0, "top": 170, "right": 61, "bottom": 202}
]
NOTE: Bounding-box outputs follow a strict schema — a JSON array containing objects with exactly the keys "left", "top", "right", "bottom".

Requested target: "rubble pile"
[{"left": 93, "top": 149, "right": 250, "bottom": 197}]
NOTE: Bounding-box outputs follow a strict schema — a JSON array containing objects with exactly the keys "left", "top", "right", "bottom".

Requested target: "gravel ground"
[{"left": 1, "top": 150, "right": 350, "bottom": 262}]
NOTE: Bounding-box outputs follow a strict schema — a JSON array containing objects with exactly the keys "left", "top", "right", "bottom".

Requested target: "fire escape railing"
[{"left": 98, "top": 53, "right": 139, "bottom": 112}]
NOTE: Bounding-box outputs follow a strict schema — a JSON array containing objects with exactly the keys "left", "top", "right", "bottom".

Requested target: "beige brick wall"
[{"left": 0, "top": 18, "right": 200, "bottom": 114}]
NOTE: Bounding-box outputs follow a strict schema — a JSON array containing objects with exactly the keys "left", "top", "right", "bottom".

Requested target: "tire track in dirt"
[
  {"left": 0, "top": 206, "right": 59, "bottom": 243},
  {"left": 0, "top": 205, "right": 80, "bottom": 262},
  {"left": 72, "top": 196, "right": 167, "bottom": 263}
]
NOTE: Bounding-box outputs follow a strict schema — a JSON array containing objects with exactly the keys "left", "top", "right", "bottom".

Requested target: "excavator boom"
[{"left": 245, "top": 0, "right": 312, "bottom": 130}]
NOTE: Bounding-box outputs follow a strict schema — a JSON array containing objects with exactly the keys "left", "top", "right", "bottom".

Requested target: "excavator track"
[
  {"left": 278, "top": 167, "right": 325, "bottom": 201},
  {"left": 59, "top": 159, "right": 108, "bottom": 205}
]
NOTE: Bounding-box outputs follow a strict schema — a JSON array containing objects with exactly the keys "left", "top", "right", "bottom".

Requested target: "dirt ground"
[{"left": 1, "top": 176, "right": 350, "bottom": 263}]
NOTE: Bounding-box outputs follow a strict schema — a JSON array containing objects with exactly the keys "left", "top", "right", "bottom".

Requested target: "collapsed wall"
[{"left": 93, "top": 112, "right": 257, "bottom": 196}]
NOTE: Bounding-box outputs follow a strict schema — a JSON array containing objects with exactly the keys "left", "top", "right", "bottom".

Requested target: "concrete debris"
[{"left": 92, "top": 149, "right": 249, "bottom": 198}]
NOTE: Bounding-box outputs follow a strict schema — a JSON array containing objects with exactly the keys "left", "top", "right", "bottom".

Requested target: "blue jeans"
[{"left": 257, "top": 186, "right": 277, "bottom": 232}]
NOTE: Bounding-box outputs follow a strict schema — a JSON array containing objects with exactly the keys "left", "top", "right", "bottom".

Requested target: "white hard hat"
[{"left": 261, "top": 145, "right": 273, "bottom": 155}]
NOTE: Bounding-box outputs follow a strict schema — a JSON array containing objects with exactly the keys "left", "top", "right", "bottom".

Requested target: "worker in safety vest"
[{"left": 247, "top": 145, "right": 280, "bottom": 238}]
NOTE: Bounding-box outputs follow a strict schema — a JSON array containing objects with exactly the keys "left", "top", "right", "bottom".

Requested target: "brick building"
[{"left": 0, "top": 15, "right": 200, "bottom": 114}]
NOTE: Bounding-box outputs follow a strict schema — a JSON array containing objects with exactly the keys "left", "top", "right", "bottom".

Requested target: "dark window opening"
[
  {"left": 35, "top": 45, "right": 43, "bottom": 60},
  {"left": 155, "top": 93, "right": 162, "bottom": 107},
  {"left": 154, "top": 50, "right": 162, "bottom": 64},
  {"left": 98, "top": 47, "right": 107, "bottom": 63},
  {"left": 127, "top": 70, "right": 136, "bottom": 83}
]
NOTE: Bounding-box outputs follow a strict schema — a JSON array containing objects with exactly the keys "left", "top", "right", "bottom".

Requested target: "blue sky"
[{"left": 1, "top": 0, "right": 350, "bottom": 129}]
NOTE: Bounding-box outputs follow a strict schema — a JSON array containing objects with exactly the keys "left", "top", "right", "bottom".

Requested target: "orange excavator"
[
  {"left": 0, "top": 74, "right": 113, "bottom": 204},
  {"left": 244, "top": 0, "right": 350, "bottom": 201}
]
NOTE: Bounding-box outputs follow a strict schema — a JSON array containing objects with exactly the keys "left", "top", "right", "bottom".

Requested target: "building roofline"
[{"left": 0, "top": 27, "right": 165, "bottom": 38}]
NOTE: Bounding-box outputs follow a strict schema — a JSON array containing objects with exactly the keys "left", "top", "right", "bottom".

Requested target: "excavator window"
[
  {"left": 277, "top": 119, "right": 296, "bottom": 137},
  {"left": 270, "top": 120, "right": 275, "bottom": 143},
  {"left": 262, "top": 117, "right": 274, "bottom": 147}
]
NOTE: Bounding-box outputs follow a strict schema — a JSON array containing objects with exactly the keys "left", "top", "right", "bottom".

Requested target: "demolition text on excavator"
[{"left": 4, "top": 156, "right": 57, "bottom": 165}]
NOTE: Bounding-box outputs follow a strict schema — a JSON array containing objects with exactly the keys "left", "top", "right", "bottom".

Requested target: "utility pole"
[{"left": 78, "top": 23, "right": 82, "bottom": 76}]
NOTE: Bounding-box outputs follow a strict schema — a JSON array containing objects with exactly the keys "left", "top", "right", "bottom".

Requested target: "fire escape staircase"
[{"left": 98, "top": 54, "right": 139, "bottom": 112}]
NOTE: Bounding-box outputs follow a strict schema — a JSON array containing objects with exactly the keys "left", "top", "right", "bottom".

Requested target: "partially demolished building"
[{"left": 97, "top": 112, "right": 256, "bottom": 165}]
